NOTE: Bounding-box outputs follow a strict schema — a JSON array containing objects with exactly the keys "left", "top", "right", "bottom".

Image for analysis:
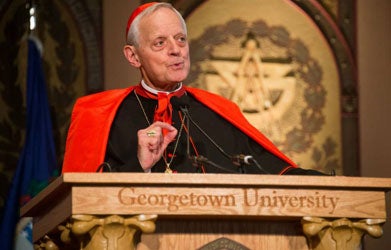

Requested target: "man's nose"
[{"left": 167, "top": 38, "right": 181, "bottom": 55}]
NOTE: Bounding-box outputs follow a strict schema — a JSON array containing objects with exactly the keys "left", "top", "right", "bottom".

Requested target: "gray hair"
[{"left": 126, "top": 3, "right": 187, "bottom": 47}]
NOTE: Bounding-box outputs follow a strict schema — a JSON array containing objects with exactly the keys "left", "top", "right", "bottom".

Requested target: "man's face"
[{"left": 135, "top": 8, "right": 190, "bottom": 91}]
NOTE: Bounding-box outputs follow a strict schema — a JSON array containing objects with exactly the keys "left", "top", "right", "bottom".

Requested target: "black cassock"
[{"left": 104, "top": 92, "right": 325, "bottom": 175}]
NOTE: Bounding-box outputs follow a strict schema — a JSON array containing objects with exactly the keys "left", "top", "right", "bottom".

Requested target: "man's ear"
[{"left": 123, "top": 45, "right": 141, "bottom": 68}]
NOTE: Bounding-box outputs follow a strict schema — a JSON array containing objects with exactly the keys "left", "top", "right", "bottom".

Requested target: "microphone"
[
  {"left": 171, "top": 95, "right": 190, "bottom": 110},
  {"left": 231, "top": 154, "right": 253, "bottom": 166},
  {"left": 231, "top": 154, "right": 269, "bottom": 174},
  {"left": 171, "top": 96, "right": 269, "bottom": 174}
]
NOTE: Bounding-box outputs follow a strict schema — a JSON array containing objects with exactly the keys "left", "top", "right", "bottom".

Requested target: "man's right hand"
[{"left": 137, "top": 121, "right": 178, "bottom": 172}]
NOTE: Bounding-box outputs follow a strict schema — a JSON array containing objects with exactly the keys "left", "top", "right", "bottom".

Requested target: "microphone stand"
[
  {"left": 176, "top": 101, "right": 236, "bottom": 173},
  {"left": 183, "top": 107, "right": 191, "bottom": 158},
  {"left": 180, "top": 106, "right": 231, "bottom": 159},
  {"left": 173, "top": 96, "right": 268, "bottom": 174},
  {"left": 189, "top": 155, "right": 238, "bottom": 173}
]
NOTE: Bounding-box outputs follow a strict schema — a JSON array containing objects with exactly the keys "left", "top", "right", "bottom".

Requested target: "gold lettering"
[
  {"left": 138, "top": 194, "right": 147, "bottom": 205},
  {"left": 241, "top": 189, "right": 339, "bottom": 214},
  {"left": 261, "top": 195, "right": 272, "bottom": 207},
  {"left": 117, "top": 188, "right": 339, "bottom": 214},
  {"left": 307, "top": 196, "right": 315, "bottom": 208},
  {"left": 299, "top": 196, "right": 306, "bottom": 207},
  {"left": 208, "top": 195, "right": 225, "bottom": 206},
  {"left": 243, "top": 189, "right": 257, "bottom": 206},
  {"left": 190, "top": 193, "right": 198, "bottom": 206},
  {"left": 225, "top": 195, "right": 236, "bottom": 206},
  {"left": 179, "top": 194, "right": 189, "bottom": 205},
  {"left": 288, "top": 196, "right": 298, "bottom": 207},
  {"left": 197, "top": 195, "right": 207, "bottom": 206},
  {"left": 118, "top": 187, "right": 135, "bottom": 205},
  {"left": 118, "top": 188, "right": 236, "bottom": 211},
  {"left": 329, "top": 197, "right": 339, "bottom": 214},
  {"left": 278, "top": 196, "right": 289, "bottom": 207},
  {"left": 147, "top": 194, "right": 158, "bottom": 205},
  {"left": 168, "top": 195, "right": 179, "bottom": 211},
  {"left": 315, "top": 192, "right": 321, "bottom": 207}
]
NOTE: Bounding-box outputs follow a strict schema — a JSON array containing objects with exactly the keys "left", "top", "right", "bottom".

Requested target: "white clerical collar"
[{"left": 141, "top": 80, "right": 183, "bottom": 95}]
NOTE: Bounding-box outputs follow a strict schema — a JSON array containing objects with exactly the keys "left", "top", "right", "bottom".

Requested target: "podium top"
[
  {"left": 57, "top": 173, "right": 391, "bottom": 188},
  {"left": 21, "top": 173, "right": 391, "bottom": 243},
  {"left": 22, "top": 173, "right": 390, "bottom": 217}
]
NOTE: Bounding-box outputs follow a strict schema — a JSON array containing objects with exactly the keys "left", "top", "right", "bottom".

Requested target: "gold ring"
[{"left": 146, "top": 130, "right": 157, "bottom": 137}]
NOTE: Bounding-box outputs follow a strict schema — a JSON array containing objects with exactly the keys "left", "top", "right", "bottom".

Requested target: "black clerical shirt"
[{"left": 104, "top": 91, "right": 291, "bottom": 174}]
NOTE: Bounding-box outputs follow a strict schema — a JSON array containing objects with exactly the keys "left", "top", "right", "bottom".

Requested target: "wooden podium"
[{"left": 21, "top": 173, "right": 390, "bottom": 250}]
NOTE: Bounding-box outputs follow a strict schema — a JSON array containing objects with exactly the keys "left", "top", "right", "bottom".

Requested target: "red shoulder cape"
[{"left": 62, "top": 86, "right": 296, "bottom": 173}]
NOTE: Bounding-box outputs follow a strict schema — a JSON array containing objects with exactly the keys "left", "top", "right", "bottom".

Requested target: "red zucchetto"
[{"left": 126, "top": 2, "right": 158, "bottom": 39}]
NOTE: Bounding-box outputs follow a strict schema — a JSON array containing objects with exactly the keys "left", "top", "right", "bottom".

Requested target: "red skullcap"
[{"left": 126, "top": 2, "right": 159, "bottom": 40}]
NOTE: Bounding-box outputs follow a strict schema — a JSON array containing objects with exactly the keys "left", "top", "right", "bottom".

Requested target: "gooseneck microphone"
[
  {"left": 175, "top": 96, "right": 191, "bottom": 158},
  {"left": 171, "top": 96, "right": 269, "bottom": 174},
  {"left": 231, "top": 154, "right": 269, "bottom": 174},
  {"left": 171, "top": 96, "right": 236, "bottom": 173},
  {"left": 171, "top": 96, "right": 231, "bottom": 159}
]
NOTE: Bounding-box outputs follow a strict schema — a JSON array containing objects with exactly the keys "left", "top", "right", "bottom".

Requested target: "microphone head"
[{"left": 171, "top": 95, "right": 190, "bottom": 110}]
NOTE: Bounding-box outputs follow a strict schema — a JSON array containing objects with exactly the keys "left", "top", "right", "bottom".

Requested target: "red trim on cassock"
[{"left": 62, "top": 86, "right": 296, "bottom": 173}]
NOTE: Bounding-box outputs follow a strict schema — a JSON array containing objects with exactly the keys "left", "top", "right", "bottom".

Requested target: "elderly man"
[{"left": 62, "top": 2, "right": 324, "bottom": 175}]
